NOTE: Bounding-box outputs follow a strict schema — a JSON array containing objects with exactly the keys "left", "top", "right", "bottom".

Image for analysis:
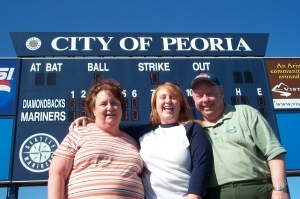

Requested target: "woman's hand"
[{"left": 69, "top": 117, "right": 94, "bottom": 131}]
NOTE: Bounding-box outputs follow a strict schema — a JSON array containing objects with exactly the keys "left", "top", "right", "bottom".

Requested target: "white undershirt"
[{"left": 139, "top": 124, "right": 191, "bottom": 199}]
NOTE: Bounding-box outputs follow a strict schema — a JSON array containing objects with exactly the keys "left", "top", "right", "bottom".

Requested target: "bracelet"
[{"left": 273, "top": 186, "right": 287, "bottom": 193}]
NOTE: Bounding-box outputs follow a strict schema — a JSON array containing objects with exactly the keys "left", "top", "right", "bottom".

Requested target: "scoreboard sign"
[
  {"left": 16, "top": 58, "right": 276, "bottom": 124},
  {"left": 10, "top": 32, "right": 269, "bottom": 57},
  {"left": 12, "top": 57, "right": 281, "bottom": 181},
  {"left": 2, "top": 32, "right": 299, "bottom": 183}
]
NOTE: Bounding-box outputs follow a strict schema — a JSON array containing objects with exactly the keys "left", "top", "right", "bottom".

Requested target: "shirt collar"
[{"left": 160, "top": 122, "right": 180, "bottom": 128}]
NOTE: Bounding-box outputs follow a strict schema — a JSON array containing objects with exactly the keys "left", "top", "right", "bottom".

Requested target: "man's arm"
[{"left": 268, "top": 153, "right": 290, "bottom": 199}]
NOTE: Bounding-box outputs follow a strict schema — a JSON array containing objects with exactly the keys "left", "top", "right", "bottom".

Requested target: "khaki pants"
[{"left": 206, "top": 179, "right": 273, "bottom": 199}]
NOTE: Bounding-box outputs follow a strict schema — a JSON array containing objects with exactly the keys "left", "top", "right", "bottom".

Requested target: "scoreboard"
[
  {"left": 4, "top": 56, "right": 298, "bottom": 182},
  {"left": 18, "top": 57, "right": 275, "bottom": 125},
  {"left": 1, "top": 32, "right": 300, "bottom": 184}
]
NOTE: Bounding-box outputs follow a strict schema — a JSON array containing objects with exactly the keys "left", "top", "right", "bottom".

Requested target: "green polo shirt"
[{"left": 202, "top": 104, "right": 286, "bottom": 188}]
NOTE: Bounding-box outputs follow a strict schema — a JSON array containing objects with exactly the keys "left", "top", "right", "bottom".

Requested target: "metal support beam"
[{"left": 7, "top": 184, "right": 18, "bottom": 199}]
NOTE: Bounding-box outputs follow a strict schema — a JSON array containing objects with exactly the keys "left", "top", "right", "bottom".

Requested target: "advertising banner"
[
  {"left": 265, "top": 59, "right": 300, "bottom": 109},
  {"left": 0, "top": 59, "right": 19, "bottom": 115}
]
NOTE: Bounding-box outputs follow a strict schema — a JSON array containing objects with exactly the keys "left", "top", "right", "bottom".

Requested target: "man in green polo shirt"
[{"left": 191, "top": 72, "right": 289, "bottom": 199}]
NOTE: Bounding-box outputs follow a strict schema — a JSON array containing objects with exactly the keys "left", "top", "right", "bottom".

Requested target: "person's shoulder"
[
  {"left": 121, "top": 123, "right": 153, "bottom": 134},
  {"left": 139, "top": 125, "right": 157, "bottom": 137},
  {"left": 231, "top": 104, "right": 258, "bottom": 112},
  {"left": 144, "top": 127, "right": 156, "bottom": 134},
  {"left": 183, "top": 121, "right": 202, "bottom": 127},
  {"left": 183, "top": 121, "right": 204, "bottom": 132},
  {"left": 194, "top": 119, "right": 204, "bottom": 127},
  {"left": 122, "top": 131, "right": 137, "bottom": 140},
  {"left": 231, "top": 104, "right": 262, "bottom": 120}
]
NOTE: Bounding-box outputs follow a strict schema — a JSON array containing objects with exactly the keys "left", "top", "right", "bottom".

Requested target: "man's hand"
[{"left": 68, "top": 117, "right": 93, "bottom": 131}]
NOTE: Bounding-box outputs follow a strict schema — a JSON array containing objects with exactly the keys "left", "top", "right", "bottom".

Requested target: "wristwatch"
[{"left": 273, "top": 186, "right": 287, "bottom": 193}]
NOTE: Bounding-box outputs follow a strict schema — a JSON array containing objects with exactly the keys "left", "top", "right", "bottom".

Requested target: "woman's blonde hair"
[{"left": 150, "top": 82, "right": 193, "bottom": 126}]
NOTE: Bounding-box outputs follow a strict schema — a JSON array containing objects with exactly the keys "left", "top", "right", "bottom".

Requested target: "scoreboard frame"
[
  {"left": 1, "top": 56, "right": 299, "bottom": 184},
  {"left": 1, "top": 33, "right": 300, "bottom": 199}
]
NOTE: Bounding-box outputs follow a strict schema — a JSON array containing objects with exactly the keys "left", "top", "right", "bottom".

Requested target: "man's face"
[{"left": 192, "top": 81, "right": 224, "bottom": 123}]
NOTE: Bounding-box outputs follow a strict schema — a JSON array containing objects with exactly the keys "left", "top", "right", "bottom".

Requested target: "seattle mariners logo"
[
  {"left": 25, "top": 37, "right": 42, "bottom": 50},
  {"left": 19, "top": 133, "right": 59, "bottom": 172}
]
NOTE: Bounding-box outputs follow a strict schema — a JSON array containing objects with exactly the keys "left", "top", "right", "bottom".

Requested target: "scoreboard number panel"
[
  {"left": 13, "top": 57, "right": 278, "bottom": 181},
  {"left": 17, "top": 58, "right": 275, "bottom": 125}
]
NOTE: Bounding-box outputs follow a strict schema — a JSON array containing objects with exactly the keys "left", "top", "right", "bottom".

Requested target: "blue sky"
[
  {"left": 1, "top": 0, "right": 300, "bottom": 198},
  {"left": 1, "top": 1, "right": 300, "bottom": 57}
]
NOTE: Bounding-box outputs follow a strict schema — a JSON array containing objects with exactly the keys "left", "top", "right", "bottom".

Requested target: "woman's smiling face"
[
  {"left": 155, "top": 88, "right": 181, "bottom": 124},
  {"left": 93, "top": 90, "right": 122, "bottom": 127}
]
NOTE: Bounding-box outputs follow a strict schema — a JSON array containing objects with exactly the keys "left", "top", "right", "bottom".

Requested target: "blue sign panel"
[
  {"left": 12, "top": 124, "right": 62, "bottom": 182},
  {"left": 0, "top": 118, "right": 14, "bottom": 181},
  {"left": 13, "top": 57, "right": 282, "bottom": 181},
  {"left": 10, "top": 32, "right": 269, "bottom": 57},
  {"left": 0, "top": 59, "right": 19, "bottom": 115},
  {"left": 276, "top": 113, "right": 300, "bottom": 170},
  {"left": 9, "top": 57, "right": 299, "bottom": 182},
  {"left": 16, "top": 58, "right": 276, "bottom": 127}
]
